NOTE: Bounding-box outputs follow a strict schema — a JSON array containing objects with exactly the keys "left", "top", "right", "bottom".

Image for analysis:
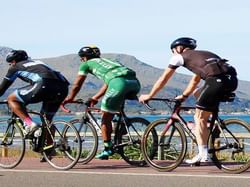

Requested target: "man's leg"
[
  {"left": 8, "top": 93, "right": 30, "bottom": 120},
  {"left": 95, "top": 111, "right": 114, "bottom": 159},
  {"left": 186, "top": 108, "right": 212, "bottom": 164},
  {"left": 7, "top": 93, "right": 41, "bottom": 136}
]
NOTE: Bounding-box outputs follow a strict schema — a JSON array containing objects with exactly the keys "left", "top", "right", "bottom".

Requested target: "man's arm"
[
  {"left": 175, "top": 74, "right": 201, "bottom": 100},
  {"left": 92, "top": 84, "right": 108, "bottom": 100},
  {"left": 182, "top": 74, "right": 201, "bottom": 97},
  {"left": 139, "top": 67, "right": 176, "bottom": 102},
  {"left": 66, "top": 75, "right": 86, "bottom": 101},
  {"left": 0, "top": 79, "right": 13, "bottom": 97}
]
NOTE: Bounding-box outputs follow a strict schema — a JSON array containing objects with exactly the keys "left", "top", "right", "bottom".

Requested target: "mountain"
[{"left": 0, "top": 46, "right": 250, "bottom": 113}]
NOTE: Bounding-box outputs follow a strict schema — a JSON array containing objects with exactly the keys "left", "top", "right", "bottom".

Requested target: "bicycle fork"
[{"left": 1, "top": 121, "right": 16, "bottom": 146}]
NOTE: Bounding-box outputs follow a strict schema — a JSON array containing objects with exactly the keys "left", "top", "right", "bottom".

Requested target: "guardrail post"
[
  {"left": 214, "top": 139, "right": 220, "bottom": 157},
  {"left": 2, "top": 146, "right": 8, "bottom": 157}
]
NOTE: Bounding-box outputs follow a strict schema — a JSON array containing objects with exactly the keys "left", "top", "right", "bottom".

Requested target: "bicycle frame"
[
  {"left": 0, "top": 105, "right": 60, "bottom": 153},
  {"left": 147, "top": 98, "right": 243, "bottom": 155},
  {"left": 147, "top": 99, "right": 197, "bottom": 143},
  {"left": 64, "top": 100, "right": 138, "bottom": 147}
]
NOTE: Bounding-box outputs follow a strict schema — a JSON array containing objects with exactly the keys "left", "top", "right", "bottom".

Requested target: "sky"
[{"left": 1, "top": 0, "right": 250, "bottom": 80}]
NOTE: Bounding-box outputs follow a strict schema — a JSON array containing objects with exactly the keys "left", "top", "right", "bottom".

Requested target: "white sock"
[{"left": 198, "top": 145, "right": 208, "bottom": 158}]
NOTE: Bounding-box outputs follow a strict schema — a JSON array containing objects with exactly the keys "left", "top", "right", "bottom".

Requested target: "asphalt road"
[{"left": 0, "top": 158, "right": 250, "bottom": 187}]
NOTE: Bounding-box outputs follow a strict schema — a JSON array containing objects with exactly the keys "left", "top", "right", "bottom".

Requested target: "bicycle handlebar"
[
  {"left": 144, "top": 98, "right": 184, "bottom": 111},
  {"left": 60, "top": 99, "right": 101, "bottom": 113}
]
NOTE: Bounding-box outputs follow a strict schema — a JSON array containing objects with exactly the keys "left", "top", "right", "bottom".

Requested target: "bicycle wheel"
[
  {"left": 42, "top": 120, "right": 81, "bottom": 170},
  {"left": 142, "top": 119, "right": 187, "bottom": 172},
  {"left": 209, "top": 118, "right": 250, "bottom": 174},
  {"left": 69, "top": 118, "right": 98, "bottom": 164},
  {"left": 116, "top": 117, "right": 157, "bottom": 167},
  {"left": 0, "top": 120, "right": 25, "bottom": 169}
]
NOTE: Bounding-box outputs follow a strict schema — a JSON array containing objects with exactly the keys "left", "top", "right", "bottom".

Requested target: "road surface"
[{"left": 0, "top": 158, "right": 249, "bottom": 187}]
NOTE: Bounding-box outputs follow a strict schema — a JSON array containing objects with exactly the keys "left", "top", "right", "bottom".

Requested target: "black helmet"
[
  {"left": 78, "top": 46, "right": 101, "bottom": 59},
  {"left": 6, "top": 50, "right": 28, "bottom": 63},
  {"left": 170, "top": 37, "right": 197, "bottom": 50}
]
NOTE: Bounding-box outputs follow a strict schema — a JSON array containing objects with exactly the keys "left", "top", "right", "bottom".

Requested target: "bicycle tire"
[
  {"left": 116, "top": 117, "right": 157, "bottom": 167},
  {"left": 69, "top": 118, "right": 98, "bottom": 164},
  {"left": 209, "top": 118, "right": 250, "bottom": 174},
  {"left": 42, "top": 120, "right": 81, "bottom": 170},
  {"left": 142, "top": 118, "right": 187, "bottom": 172},
  {"left": 0, "top": 120, "right": 25, "bottom": 169}
]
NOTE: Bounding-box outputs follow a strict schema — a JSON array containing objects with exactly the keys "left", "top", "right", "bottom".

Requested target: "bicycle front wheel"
[
  {"left": 116, "top": 117, "right": 157, "bottom": 167},
  {"left": 0, "top": 120, "right": 25, "bottom": 169},
  {"left": 43, "top": 120, "right": 81, "bottom": 170},
  {"left": 209, "top": 118, "right": 250, "bottom": 174},
  {"left": 69, "top": 118, "right": 98, "bottom": 164},
  {"left": 142, "top": 119, "right": 187, "bottom": 172}
]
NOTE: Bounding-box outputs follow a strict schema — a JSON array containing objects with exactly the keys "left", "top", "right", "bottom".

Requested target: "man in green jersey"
[{"left": 63, "top": 46, "right": 141, "bottom": 159}]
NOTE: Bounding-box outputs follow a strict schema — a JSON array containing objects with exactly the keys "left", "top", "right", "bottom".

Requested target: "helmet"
[
  {"left": 6, "top": 50, "right": 28, "bottom": 63},
  {"left": 78, "top": 46, "right": 101, "bottom": 59},
  {"left": 170, "top": 37, "right": 197, "bottom": 50}
]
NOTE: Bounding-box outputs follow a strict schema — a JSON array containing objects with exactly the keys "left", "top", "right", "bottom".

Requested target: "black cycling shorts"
[
  {"left": 196, "top": 74, "right": 238, "bottom": 112},
  {"left": 14, "top": 79, "right": 69, "bottom": 121}
]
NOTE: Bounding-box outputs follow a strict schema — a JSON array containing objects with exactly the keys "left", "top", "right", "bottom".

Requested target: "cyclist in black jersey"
[
  {"left": 0, "top": 50, "right": 69, "bottom": 139},
  {"left": 139, "top": 37, "right": 238, "bottom": 164}
]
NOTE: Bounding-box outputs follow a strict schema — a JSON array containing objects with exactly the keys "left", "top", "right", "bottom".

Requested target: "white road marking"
[{"left": 0, "top": 169, "right": 250, "bottom": 179}]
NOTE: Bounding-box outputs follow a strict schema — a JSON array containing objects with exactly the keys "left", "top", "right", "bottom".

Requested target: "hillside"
[{"left": 0, "top": 46, "right": 250, "bottom": 113}]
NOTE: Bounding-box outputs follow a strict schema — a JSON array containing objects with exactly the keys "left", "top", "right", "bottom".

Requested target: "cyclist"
[
  {"left": 62, "top": 46, "right": 141, "bottom": 159},
  {"left": 0, "top": 50, "right": 69, "bottom": 138},
  {"left": 139, "top": 37, "right": 238, "bottom": 164}
]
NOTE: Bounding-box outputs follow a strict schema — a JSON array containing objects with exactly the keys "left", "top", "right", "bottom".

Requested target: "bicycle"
[
  {"left": 0, "top": 100, "right": 81, "bottom": 170},
  {"left": 141, "top": 93, "right": 250, "bottom": 174},
  {"left": 61, "top": 98, "right": 158, "bottom": 167}
]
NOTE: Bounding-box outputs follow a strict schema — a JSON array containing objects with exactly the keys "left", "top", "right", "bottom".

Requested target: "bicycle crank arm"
[{"left": 113, "top": 142, "right": 130, "bottom": 149}]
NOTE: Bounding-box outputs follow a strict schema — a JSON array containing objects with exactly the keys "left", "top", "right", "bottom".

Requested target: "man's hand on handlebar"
[
  {"left": 62, "top": 97, "right": 73, "bottom": 105},
  {"left": 175, "top": 94, "right": 188, "bottom": 101},
  {"left": 85, "top": 98, "right": 98, "bottom": 107},
  {"left": 138, "top": 94, "right": 151, "bottom": 103}
]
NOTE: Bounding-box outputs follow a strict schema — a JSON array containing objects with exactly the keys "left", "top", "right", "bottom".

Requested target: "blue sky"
[{"left": 1, "top": 0, "right": 250, "bottom": 80}]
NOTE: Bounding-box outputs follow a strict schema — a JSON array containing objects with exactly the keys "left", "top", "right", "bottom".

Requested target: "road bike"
[
  {"left": 141, "top": 94, "right": 250, "bottom": 174},
  {"left": 61, "top": 98, "right": 158, "bottom": 166},
  {"left": 0, "top": 101, "right": 81, "bottom": 170}
]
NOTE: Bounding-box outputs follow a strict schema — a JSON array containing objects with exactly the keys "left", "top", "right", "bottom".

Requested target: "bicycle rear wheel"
[
  {"left": 69, "top": 118, "right": 98, "bottom": 164},
  {"left": 116, "top": 117, "right": 157, "bottom": 167},
  {"left": 142, "top": 119, "right": 187, "bottom": 172},
  {"left": 0, "top": 120, "right": 25, "bottom": 169},
  {"left": 42, "top": 120, "right": 81, "bottom": 170},
  {"left": 209, "top": 118, "right": 250, "bottom": 174}
]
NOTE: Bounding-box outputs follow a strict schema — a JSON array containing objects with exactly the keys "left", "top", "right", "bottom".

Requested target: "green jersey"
[{"left": 78, "top": 58, "right": 135, "bottom": 84}]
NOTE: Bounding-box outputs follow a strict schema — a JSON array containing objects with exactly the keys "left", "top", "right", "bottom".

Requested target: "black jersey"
[
  {"left": 4, "top": 59, "right": 68, "bottom": 83},
  {"left": 168, "top": 50, "right": 237, "bottom": 80},
  {"left": 0, "top": 59, "right": 69, "bottom": 97}
]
